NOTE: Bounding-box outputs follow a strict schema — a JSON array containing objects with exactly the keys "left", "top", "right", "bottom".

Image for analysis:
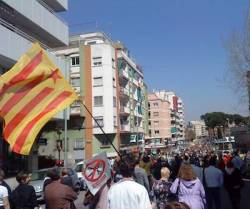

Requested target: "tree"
[
  {"left": 201, "top": 112, "right": 250, "bottom": 138},
  {"left": 227, "top": 11, "right": 250, "bottom": 107}
]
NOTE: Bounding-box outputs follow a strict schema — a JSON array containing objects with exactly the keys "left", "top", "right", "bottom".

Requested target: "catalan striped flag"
[{"left": 0, "top": 43, "right": 78, "bottom": 155}]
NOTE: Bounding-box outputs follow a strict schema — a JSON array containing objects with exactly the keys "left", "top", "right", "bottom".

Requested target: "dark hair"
[
  {"left": 165, "top": 202, "right": 190, "bottom": 209},
  {"left": 209, "top": 155, "right": 217, "bottom": 166},
  {"left": 119, "top": 161, "right": 134, "bottom": 177},
  {"left": 0, "top": 169, "right": 4, "bottom": 181},
  {"left": 48, "top": 168, "right": 60, "bottom": 181},
  {"left": 142, "top": 155, "right": 150, "bottom": 163},
  {"left": 16, "top": 171, "right": 28, "bottom": 184},
  {"left": 227, "top": 161, "right": 234, "bottom": 168}
]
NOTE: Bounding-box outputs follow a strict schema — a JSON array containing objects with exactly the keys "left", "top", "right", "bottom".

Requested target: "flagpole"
[
  {"left": 78, "top": 99, "right": 121, "bottom": 158},
  {"left": 64, "top": 109, "right": 68, "bottom": 167}
]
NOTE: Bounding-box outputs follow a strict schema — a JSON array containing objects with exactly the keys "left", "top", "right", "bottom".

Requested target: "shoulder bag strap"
[
  {"left": 176, "top": 178, "right": 181, "bottom": 195},
  {"left": 202, "top": 167, "right": 207, "bottom": 188}
]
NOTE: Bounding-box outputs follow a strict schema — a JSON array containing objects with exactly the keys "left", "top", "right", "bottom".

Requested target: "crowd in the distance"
[{"left": 0, "top": 147, "right": 246, "bottom": 209}]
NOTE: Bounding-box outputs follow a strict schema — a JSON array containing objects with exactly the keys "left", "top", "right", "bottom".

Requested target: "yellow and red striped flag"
[{"left": 0, "top": 43, "right": 78, "bottom": 155}]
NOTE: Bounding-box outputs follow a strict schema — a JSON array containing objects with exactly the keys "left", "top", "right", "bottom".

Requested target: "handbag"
[{"left": 168, "top": 178, "right": 181, "bottom": 202}]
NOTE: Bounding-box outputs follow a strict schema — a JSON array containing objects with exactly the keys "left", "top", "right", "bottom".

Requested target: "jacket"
[{"left": 45, "top": 181, "right": 77, "bottom": 209}]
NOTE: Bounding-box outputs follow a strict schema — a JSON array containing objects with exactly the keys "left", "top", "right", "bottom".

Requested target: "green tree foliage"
[{"left": 201, "top": 112, "right": 249, "bottom": 128}]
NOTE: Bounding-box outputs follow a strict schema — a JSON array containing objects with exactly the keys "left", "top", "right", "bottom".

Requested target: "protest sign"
[{"left": 83, "top": 152, "right": 111, "bottom": 195}]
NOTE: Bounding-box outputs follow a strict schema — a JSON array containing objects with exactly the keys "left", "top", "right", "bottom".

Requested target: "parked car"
[
  {"left": 29, "top": 167, "right": 80, "bottom": 201},
  {"left": 73, "top": 161, "right": 87, "bottom": 190}
]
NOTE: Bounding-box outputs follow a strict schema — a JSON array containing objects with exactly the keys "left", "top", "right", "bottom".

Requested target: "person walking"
[
  {"left": 224, "top": 161, "right": 244, "bottom": 209},
  {"left": 134, "top": 159, "right": 150, "bottom": 193},
  {"left": 0, "top": 170, "right": 11, "bottom": 196},
  {"left": 44, "top": 168, "right": 77, "bottom": 209},
  {"left": 151, "top": 167, "right": 172, "bottom": 209},
  {"left": 0, "top": 185, "right": 10, "bottom": 209},
  {"left": 202, "top": 157, "right": 223, "bottom": 209},
  {"left": 107, "top": 160, "right": 152, "bottom": 209},
  {"left": 170, "top": 164, "right": 206, "bottom": 209},
  {"left": 10, "top": 172, "right": 38, "bottom": 209}
]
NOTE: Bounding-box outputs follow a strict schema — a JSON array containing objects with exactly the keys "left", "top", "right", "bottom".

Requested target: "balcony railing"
[
  {"left": 121, "top": 124, "right": 130, "bottom": 132},
  {"left": 120, "top": 106, "right": 130, "bottom": 114},
  {"left": 70, "top": 106, "right": 81, "bottom": 115},
  {"left": 119, "top": 69, "right": 129, "bottom": 80},
  {"left": 120, "top": 87, "right": 130, "bottom": 97}
]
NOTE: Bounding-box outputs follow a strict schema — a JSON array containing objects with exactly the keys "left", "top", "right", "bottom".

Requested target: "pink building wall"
[{"left": 147, "top": 93, "right": 171, "bottom": 142}]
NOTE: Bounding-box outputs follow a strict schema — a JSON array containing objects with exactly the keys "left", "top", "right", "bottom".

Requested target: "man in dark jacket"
[
  {"left": 45, "top": 168, "right": 77, "bottom": 209},
  {"left": 10, "top": 172, "right": 38, "bottom": 209}
]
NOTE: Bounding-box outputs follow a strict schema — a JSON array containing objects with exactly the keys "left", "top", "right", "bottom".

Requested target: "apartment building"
[
  {"left": 189, "top": 120, "right": 208, "bottom": 139},
  {"left": 146, "top": 93, "right": 171, "bottom": 150},
  {"left": 0, "top": 0, "right": 69, "bottom": 172},
  {"left": 154, "top": 90, "right": 185, "bottom": 141},
  {"left": 53, "top": 32, "right": 148, "bottom": 159}
]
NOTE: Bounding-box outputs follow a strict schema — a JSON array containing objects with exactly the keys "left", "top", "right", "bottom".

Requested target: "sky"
[{"left": 60, "top": 0, "right": 250, "bottom": 121}]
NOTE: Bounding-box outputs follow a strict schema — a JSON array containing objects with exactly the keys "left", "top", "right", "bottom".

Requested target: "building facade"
[
  {"left": 53, "top": 32, "right": 148, "bottom": 159},
  {"left": 154, "top": 90, "right": 185, "bottom": 141},
  {"left": 189, "top": 120, "right": 208, "bottom": 139},
  {"left": 0, "top": 0, "right": 69, "bottom": 173},
  {"left": 145, "top": 93, "right": 171, "bottom": 150}
]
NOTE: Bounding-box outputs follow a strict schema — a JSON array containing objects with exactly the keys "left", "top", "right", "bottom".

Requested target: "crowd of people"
[{"left": 0, "top": 147, "right": 246, "bottom": 209}]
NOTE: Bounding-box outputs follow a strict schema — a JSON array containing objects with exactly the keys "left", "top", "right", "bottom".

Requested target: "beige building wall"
[{"left": 147, "top": 93, "right": 171, "bottom": 142}]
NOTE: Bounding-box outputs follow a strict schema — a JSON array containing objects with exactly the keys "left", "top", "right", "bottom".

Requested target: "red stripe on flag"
[
  {"left": 0, "top": 51, "right": 43, "bottom": 97},
  {"left": 3, "top": 87, "right": 53, "bottom": 139},
  {"left": 12, "top": 91, "right": 73, "bottom": 153},
  {"left": 0, "top": 75, "right": 44, "bottom": 117}
]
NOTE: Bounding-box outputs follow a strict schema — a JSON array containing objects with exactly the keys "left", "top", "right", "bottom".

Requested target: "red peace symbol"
[{"left": 84, "top": 159, "right": 106, "bottom": 182}]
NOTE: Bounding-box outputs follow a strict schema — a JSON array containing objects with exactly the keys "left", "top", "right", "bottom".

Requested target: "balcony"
[
  {"left": 39, "top": 0, "right": 68, "bottom": 12},
  {"left": 1, "top": 0, "right": 68, "bottom": 47},
  {"left": 121, "top": 124, "right": 130, "bottom": 132},
  {"left": 132, "top": 78, "right": 139, "bottom": 87},
  {"left": 70, "top": 67, "right": 80, "bottom": 74},
  {"left": 119, "top": 69, "right": 129, "bottom": 80},
  {"left": 70, "top": 106, "right": 81, "bottom": 115},
  {"left": 120, "top": 106, "right": 130, "bottom": 115},
  {"left": 120, "top": 87, "right": 130, "bottom": 98}
]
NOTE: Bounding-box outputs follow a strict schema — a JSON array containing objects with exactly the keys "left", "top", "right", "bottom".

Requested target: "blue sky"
[{"left": 61, "top": 0, "right": 250, "bottom": 121}]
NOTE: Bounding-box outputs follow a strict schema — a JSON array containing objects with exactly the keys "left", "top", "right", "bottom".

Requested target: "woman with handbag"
[
  {"left": 150, "top": 167, "right": 172, "bottom": 209},
  {"left": 170, "top": 164, "right": 206, "bottom": 209}
]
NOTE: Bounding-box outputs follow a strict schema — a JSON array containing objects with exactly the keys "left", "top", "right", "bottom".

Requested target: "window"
[
  {"left": 114, "top": 116, "right": 117, "bottom": 126},
  {"left": 87, "top": 41, "right": 96, "bottom": 45},
  {"left": 74, "top": 139, "right": 84, "bottom": 150},
  {"left": 153, "top": 102, "right": 158, "bottom": 106},
  {"left": 113, "top": 78, "right": 116, "bottom": 86},
  {"left": 153, "top": 112, "right": 159, "bottom": 117},
  {"left": 113, "top": 97, "right": 116, "bottom": 107},
  {"left": 71, "top": 56, "right": 79, "bottom": 66},
  {"left": 93, "top": 57, "right": 102, "bottom": 66},
  {"left": 93, "top": 77, "right": 103, "bottom": 86},
  {"left": 101, "top": 138, "right": 109, "bottom": 146},
  {"left": 94, "top": 116, "right": 104, "bottom": 127},
  {"left": 94, "top": 96, "right": 103, "bottom": 106},
  {"left": 71, "top": 77, "right": 80, "bottom": 87},
  {"left": 155, "top": 130, "right": 160, "bottom": 134},
  {"left": 112, "top": 58, "right": 115, "bottom": 68},
  {"left": 148, "top": 121, "right": 151, "bottom": 126}
]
